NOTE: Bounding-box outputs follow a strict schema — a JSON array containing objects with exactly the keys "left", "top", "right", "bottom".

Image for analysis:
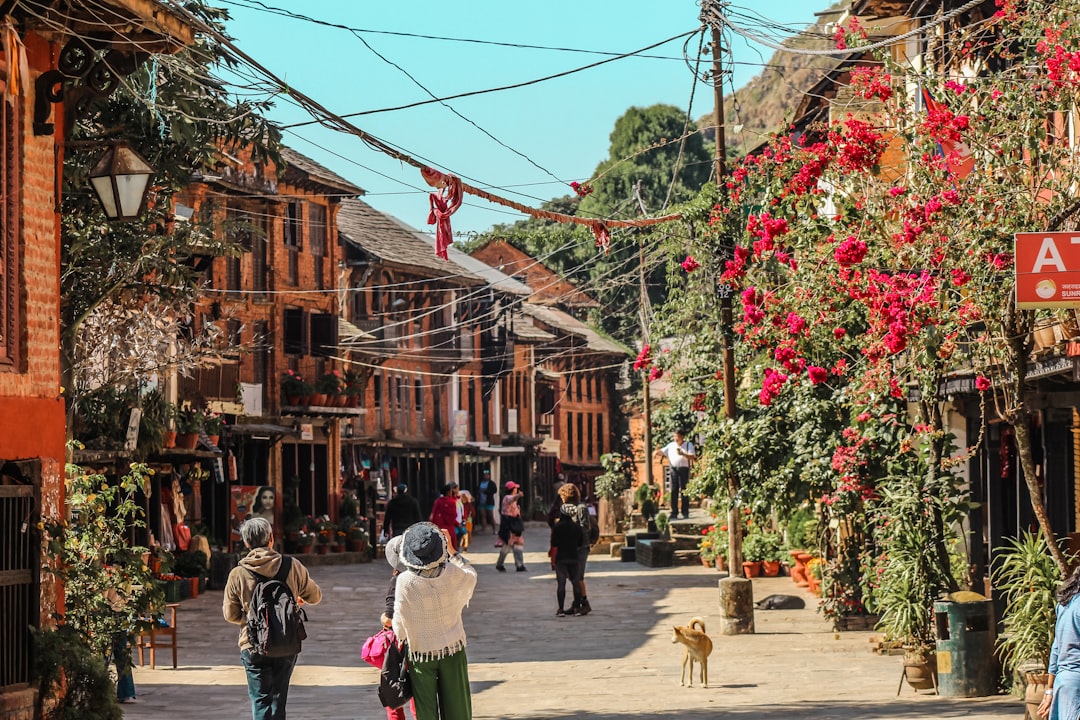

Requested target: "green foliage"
[
  {"left": 655, "top": 511, "right": 670, "bottom": 536},
  {"left": 33, "top": 625, "right": 122, "bottom": 720},
  {"left": 173, "top": 550, "right": 208, "bottom": 578},
  {"left": 785, "top": 508, "right": 817, "bottom": 551},
  {"left": 993, "top": 531, "right": 1063, "bottom": 675},
  {"left": 699, "top": 523, "right": 728, "bottom": 561},
  {"left": 45, "top": 461, "right": 164, "bottom": 661},
  {"left": 741, "top": 530, "right": 770, "bottom": 562},
  {"left": 634, "top": 482, "right": 660, "bottom": 521},
  {"left": 595, "top": 452, "right": 634, "bottom": 500}
]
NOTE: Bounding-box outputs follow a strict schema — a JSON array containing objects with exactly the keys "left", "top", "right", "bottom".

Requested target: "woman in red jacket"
[{"left": 429, "top": 482, "right": 462, "bottom": 552}]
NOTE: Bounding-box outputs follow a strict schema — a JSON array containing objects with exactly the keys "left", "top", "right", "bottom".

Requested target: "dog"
[
  {"left": 672, "top": 617, "right": 713, "bottom": 688},
  {"left": 754, "top": 593, "right": 806, "bottom": 610}
]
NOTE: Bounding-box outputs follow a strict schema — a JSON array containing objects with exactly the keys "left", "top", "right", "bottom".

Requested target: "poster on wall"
[{"left": 230, "top": 484, "right": 278, "bottom": 549}]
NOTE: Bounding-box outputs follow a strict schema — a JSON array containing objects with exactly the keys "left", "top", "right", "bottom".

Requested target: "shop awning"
[{"left": 464, "top": 441, "right": 527, "bottom": 456}]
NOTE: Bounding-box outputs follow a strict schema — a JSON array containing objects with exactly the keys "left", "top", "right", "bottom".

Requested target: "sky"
[{"left": 219, "top": 1, "right": 838, "bottom": 237}]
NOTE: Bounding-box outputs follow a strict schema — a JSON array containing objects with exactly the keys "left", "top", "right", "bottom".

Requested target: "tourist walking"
[
  {"left": 429, "top": 482, "right": 462, "bottom": 552},
  {"left": 549, "top": 507, "right": 584, "bottom": 617},
  {"left": 383, "top": 483, "right": 422, "bottom": 540},
  {"left": 556, "top": 483, "right": 593, "bottom": 615},
  {"left": 495, "top": 481, "right": 526, "bottom": 572},
  {"left": 1040, "top": 564, "right": 1080, "bottom": 719},
  {"left": 392, "top": 522, "right": 477, "bottom": 720},
  {"left": 476, "top": 469, "right": 497, "bottom": 534},
  {"left": 223, "top": 517, "right": 322, "bottom": 720},
  {"left": 654, "top": 430, "right": 695, "bottom": 519}
]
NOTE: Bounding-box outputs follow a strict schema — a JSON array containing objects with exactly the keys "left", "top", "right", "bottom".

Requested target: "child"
[
  {"left": 549, "top": 508, "right": 584, "bottom": 616},
  {"left": 458, "top": 490, "right": 474, "bottom": 550},
  {"left": 376, "top": 536, "right": 417, "bottom": 720}
]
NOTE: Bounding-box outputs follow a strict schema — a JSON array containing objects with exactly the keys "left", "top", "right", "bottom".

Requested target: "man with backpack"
[{"left": 223, "top": 516, "right": 322, "bottom": 720}]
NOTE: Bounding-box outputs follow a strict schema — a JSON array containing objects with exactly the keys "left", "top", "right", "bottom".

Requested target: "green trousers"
[{"left": 408, "top": 648, "right": 472, "bottom": 720}]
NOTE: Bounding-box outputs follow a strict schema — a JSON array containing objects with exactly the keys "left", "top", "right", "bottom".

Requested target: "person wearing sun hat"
[
  {"left": 495, "top": 480, "right": 526, "bottom": 572},
  {"left": 392, "top": 522, "right": 477, "bottom": 719}
]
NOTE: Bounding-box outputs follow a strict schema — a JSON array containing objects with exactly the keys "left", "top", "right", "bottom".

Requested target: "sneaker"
[
  {"left": 577, "top": 599, "right": 592, "bottom": 616},
  {"left": 516, "top": 566, "right": 527, "bottom": 572},
  {"left": 556, "top": 609, "right": 567, "bottom": 617},
  {"left": 495, "top": 565, "right": 506, "bottom": 572}
]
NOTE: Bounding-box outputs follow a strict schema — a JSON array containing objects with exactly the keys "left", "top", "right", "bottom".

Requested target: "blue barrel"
[{"left": 934, "top": 599, "right": 997, "bottom": 697}]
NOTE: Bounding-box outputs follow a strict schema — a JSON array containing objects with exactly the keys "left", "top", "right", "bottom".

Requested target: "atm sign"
[{"left": 1015, "top": 232, "right": 1080, "bottom": 308}]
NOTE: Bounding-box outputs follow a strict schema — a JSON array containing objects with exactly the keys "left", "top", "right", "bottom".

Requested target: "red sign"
[{"left": 1015, "top": 232, "right": 1080, "bottom": 308}]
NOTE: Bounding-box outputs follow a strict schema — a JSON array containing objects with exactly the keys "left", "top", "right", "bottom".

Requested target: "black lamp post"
[{"left": 87, "top": 143, "right": 154, "bottom": 221}]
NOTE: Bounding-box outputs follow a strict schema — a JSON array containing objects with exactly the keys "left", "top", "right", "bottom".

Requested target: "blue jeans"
[
  {"left": 241, "top": 650, "right": 297, "bottom": 720},
  {"left": 112, "top": 631, "right": 135, "bottom": 701}
]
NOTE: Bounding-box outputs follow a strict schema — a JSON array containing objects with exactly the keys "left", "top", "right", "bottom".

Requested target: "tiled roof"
[
  {"left": 337, "top": 198, "right": 484, "bottom": 283},
  {"left": 510, "top": 314, "right": 556, "bottom": 343},
  {"left": 521, "top": 303, "right": 629, "bottom": 356},
  {"left": 435, "top": 242, "right": 531, "bottom": 297},
  {"left": 280, "top": 147, "right": 364, "bottom": 196}
]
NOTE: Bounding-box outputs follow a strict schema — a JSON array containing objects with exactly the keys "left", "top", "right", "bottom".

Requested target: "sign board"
[
  {"left": 239, "top": 382, "right": 263, "bottom": 416},
  {"left": 451, "top": 410, "right": 469, "bottom": 445},
  {"left": 124, "top": 408, "right": 142, "bottom": 452},
  {"left": 1016, "top": 232, "right": 1080, "bottom": 307},
  {"left": 300, "top": 423, "right": 314, "bottom": 441}
]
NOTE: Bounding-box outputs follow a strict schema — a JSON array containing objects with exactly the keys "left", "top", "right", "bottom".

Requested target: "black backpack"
[
  {"left": 246, "top": 556, "right": 307, "bottom": 660},
  {"left": 566, "top": 503, "right": 599, "bottom": 546}
]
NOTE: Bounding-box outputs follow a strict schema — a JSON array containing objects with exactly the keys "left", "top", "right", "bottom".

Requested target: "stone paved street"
[{"left": 121, "top": 535, "right": 1023, "bottom": 720}]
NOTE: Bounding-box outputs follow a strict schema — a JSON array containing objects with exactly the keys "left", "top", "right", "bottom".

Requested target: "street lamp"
[{"left": 87, "top": 143, "right": 155, "bottom": 221}]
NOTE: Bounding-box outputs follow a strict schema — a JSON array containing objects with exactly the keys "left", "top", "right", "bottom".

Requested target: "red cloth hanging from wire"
[{"left": 422, "top": 167, "right": 463, "bottom": 260}]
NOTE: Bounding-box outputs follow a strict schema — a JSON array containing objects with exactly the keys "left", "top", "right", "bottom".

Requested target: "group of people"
[{"left": 221, "top": 470, "right": 598, "bottom": 720}]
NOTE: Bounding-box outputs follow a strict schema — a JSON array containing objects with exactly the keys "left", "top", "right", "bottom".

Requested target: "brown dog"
[{"left": 672, "top": 617, "right": 713, "bottom": 688}]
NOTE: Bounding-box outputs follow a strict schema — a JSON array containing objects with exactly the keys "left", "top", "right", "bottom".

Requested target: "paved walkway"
[{"left": 122, "top": 530, "right": 1024, "bottom": 720}]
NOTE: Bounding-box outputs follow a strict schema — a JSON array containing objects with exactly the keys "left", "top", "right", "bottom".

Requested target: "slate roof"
[
  {"left": 337, "top": 198, "right": 484, "bottom": 283},
  {"left": 280, "top": 147, "right": 364, "bottom": 196},
  {"left": 436, "top": 243, "right": 531, "bottom": 297},
  {"left": 521, "top": 303, "right": 629, "bottom": 356}
]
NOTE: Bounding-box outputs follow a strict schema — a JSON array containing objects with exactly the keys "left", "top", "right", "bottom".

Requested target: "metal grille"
[{"left": 0, "top": 478, "right": 39, "bottom": 691}]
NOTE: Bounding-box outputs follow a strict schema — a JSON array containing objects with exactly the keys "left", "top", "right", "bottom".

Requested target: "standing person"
[
  {"left": 223, "top": 517, "right": 322, "bottom": 720},
  {"left": 654, "top": 430, "right": 696, "bottom": 519},
  {"left": 383, "top": 483, "right": 422, "bottom": 540},
  {"left": 458, "top": 490, "right": 475, "bottom": 551},
  {"left": 1040, "top": 565, "right": 1080, "bottom": 719},
  {"left": 376, "top": 536, "right": 416, "bottom": 720},
  {"left": 429, "top": 483, "right": 462, "bottom": 552},
  {"left": 556, "top": 483, "right": 593, "bottom": 616},
  {"left": 495, "top": 481, "right": 526, "bottom": 572},
  {"left": 476, "top": 469, "right": 497, "bottom": 534},
  {"left": 392, "top": 522, "right": 477, "bottom": 720},
  {"left": 549, "top": 507, "right": 584, "bottom": 617}
]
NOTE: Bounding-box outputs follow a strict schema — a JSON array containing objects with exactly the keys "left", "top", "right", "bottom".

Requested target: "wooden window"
[
  {"left": 309, "top": 204, "right": 326, "bottom": 256},
  {"left": 251, "top": 212, "right": 267, "bottom": 294},
  {"left": 566, "top": 413, "right": 574, "bottom": 459},
  {"left": 310, "top": 313, "right": 336, "bottom": 357},
  {"left": 0, "top": 90, "right": 20, "bottom": 367},
  {"left": 284, "top": 201, "right": 301, "bottom": 285},
  {"left": 373, "top": 373, "right": 382, "bottom": 408},
  {"left": 596, "top": 414, "right": 604, "bottom": 455},
  {"left": 253, "top": 321, "right": 269, "bottom": 385},
  {"left": 586, "top": 374, "right": 592, "bottom": 403},
  {"left": 587, "top": 412, "right": 594, "bottom": 460},
  {"left": 576, "top": 413, "right": 584, "bottom": 459},
  {"left": 225, "top": 255, "right": 241, "bottom": 291},
  {"left": 595, "top": 376, "right": 602, "bottom": 403},
  {"left": 414, "top": 381, "right": 422, "bottom": 412},
  {"left": 283, "top": 307, "right": 305, "bottom": 355}
]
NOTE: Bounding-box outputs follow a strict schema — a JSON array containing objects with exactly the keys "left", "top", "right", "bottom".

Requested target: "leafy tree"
[{"left": 61, "top": 1, "right": 280, "bottom": 419}]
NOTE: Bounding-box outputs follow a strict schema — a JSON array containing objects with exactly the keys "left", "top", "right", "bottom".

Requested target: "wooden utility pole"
[
  {"left": 711, "top": 19, "right": 742, "bottom": 577},
  {"left": 635, "top": 180, "right": 654, "bottom": 491}
]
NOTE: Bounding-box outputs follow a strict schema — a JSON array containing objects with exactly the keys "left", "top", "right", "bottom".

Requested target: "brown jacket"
[{"left": 222, "top": 547, "right": 322, "bottom": 650}]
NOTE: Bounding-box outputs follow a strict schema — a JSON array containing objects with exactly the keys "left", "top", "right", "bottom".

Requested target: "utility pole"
[
  {"left": 634, "top": 180, "right": 654, "bottom": 491},
  {"left": 709, "top": 1, "right": 754, "bottom": 635}
]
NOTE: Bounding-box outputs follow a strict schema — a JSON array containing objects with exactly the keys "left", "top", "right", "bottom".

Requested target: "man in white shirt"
[{"left": 654, "top": 430, "right": 696, "bottom": 519}]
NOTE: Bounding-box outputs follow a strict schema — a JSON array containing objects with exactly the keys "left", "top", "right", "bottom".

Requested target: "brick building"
[{"left": 0, "top": 2, "right": 192, "bottom": 716}]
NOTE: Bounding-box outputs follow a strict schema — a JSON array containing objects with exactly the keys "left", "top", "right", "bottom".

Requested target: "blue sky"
[{"left": 221, "top": 1, "right": 837, "bottom": 235}]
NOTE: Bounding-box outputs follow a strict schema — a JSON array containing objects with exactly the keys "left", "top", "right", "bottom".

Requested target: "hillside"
[{"left": 700, "top": 3, "right": 846, "bottom": 153}]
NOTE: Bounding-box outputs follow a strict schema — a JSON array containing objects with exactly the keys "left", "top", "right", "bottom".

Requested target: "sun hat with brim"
[
  {"left": 385, "top": 535, "right": 406, "bottom": 572},
  {"left": 505, "top": 481, "right": 519, "bottom": 490},
  {"left": 400, "top": 522, "right": 448, "bottom": 571}
]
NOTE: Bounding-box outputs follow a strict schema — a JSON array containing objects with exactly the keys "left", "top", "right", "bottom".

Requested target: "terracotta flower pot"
[
  {"left": 316, "top": 544, "right": 329, "bottom": 555},
  {"left": 715, "top": 555, "right": 727, "bottom": 572},
  {"left": 286, "top": 395, "right": 301, "bottom": 406},
  {"left": 176, "top": 432, "right": 199, "bottom": 450},
  {"left": 163, "top": 430, "right": 177, "bottom": 448},
  {"left": 762, "top": 560, "right": 781, "bottom": 576},
  {"left": 207, "top": 434, "right": 220, "bottom": 447},
  {"left": 742, "top": 561, "right": 762, "bottom": 578}
]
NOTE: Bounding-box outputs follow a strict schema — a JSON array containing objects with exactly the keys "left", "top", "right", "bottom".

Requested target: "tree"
[{"left": 61, "top": 1, "right": 281, "bottom": 424}]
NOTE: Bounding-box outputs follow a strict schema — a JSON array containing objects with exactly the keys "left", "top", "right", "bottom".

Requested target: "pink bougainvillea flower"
[
  {"left": 681, "top": 255, "right": 700, "bottom": 273},
  {"left": 633, "top": 344, "right": 652, "bottom": 371},
  {"left": 649, "top": 366, "right": 664, "bottom": 382},
  {"left": 786, "top": 312, "right": 807, "bottom": 335},
  {"left": 834, "top": 327, "right": 847, "bottom": 339},
  {"left": 808, "top": 366, "right": 829, "bottom": 384},
  {"left": 889, "top": 186, "right": 906, "bottom": 197},
  {"left": 975, "top": 376, "right": 991, "bottom": 391},
  {"left": 569, "top": 181, "right": 593, "bottom": 198},
  {"left": 835, "top": 235, "right": 868, "bottom": 266},
  {"left": 951, "top": 268, "right": 971, "bottom": 286}
]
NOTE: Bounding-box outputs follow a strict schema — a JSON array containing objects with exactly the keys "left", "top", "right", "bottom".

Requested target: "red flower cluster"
[
  {"left": 633, "top": 344, "right": 652, "bottom": 371},
  {"left": 832, "top": 118, "right": 887, "bottom": 173},
  {"left": 759, "top": 367, "right": 788, "bottom": 406},
  {"left": 834, "top": 235, "right": 868, "bottom": 266},
  {"left": 569, "top": 181, "right": 593, "bottom": 197},
  {"left": 681, "top": 255, "right": 700, "bottom": 273},
  {"left": 850, "top": 66, "right": 893, "bottom": 102}
]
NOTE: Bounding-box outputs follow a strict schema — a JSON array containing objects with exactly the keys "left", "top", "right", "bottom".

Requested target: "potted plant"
[
  {"left": 655, "top": 511, "right": 671, "bottom": 539},
  {"left": 758, "top": 532, "right": 784, "bottom": 576},
  {"left": 348, "top": 525, "right": 369, "bottom": 553},
  {"left": 993, "top": 530, "right": 1062, "bottom": 710},
  {"left": 202, "top": 409, "right": 224, "bottom": 445},
  {"left": 172, "top": 404, "right": 202, "bottom": 449},
  {"left": 343, "top": 369, "right": 364, "bottom": 407},
  {"left": 741, "top": 530, "right": 766, "bottom": 578},
  {"left": 314, "top": 371, "right": 344, "bottom": 407},
  {"left": 281, "top": 370, "right": 312, "bottom": 405},
  {"left": 633, "top": 482, "right": 660, "bottom": 533}
]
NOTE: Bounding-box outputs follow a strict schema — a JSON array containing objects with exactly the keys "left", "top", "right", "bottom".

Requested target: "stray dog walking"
[{"left": 672, "top": 617, "right": 713, "bottom": 688}]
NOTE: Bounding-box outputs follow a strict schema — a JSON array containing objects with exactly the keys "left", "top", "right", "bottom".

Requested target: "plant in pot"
[
  {"left": 993, "top": 530, "right": 1062, "bottom": 712},
  {"left": 281, "top": 370, "right": 311, "bottom": 405},
  {"left": 172, "top": 404, "right": 203, "bottom": 449},
  {"left": 314, "top": 371, "right": 345, "bottom": 407},
  {"left": 757, "top": 531, "right": 784, "bottom": 576},
  {"left": 202, "top": 408, "right": 224, "bottom": 444},
  {"left": 655, "top": 511, "right": 671, "bottom": 539},
  {"left": 634, "top": 482, "right": 660, "bottom": 533},
  {"left": 343, "top": 368, "right": 364, "bottom": 407},
  {"left": 741, "top": 530, "right": 766, "bottom": 578}
]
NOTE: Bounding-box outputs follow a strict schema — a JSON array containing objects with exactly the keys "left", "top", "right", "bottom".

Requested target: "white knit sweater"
[{"left": 392, "top": 554, "right": 477, "bottom": 661}]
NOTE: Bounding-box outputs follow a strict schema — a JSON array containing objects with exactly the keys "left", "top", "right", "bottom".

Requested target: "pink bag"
[{"left": 361, "top": 627, "right": 395, "bottom": 669}]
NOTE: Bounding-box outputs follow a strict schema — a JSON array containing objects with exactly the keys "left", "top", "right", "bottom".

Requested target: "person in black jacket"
[
  {"left": 550, "top": 509, "right": 584, "bottom": 617},
  {"left": 382, "top": 483, "right": 422, "bottom": 539}
]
